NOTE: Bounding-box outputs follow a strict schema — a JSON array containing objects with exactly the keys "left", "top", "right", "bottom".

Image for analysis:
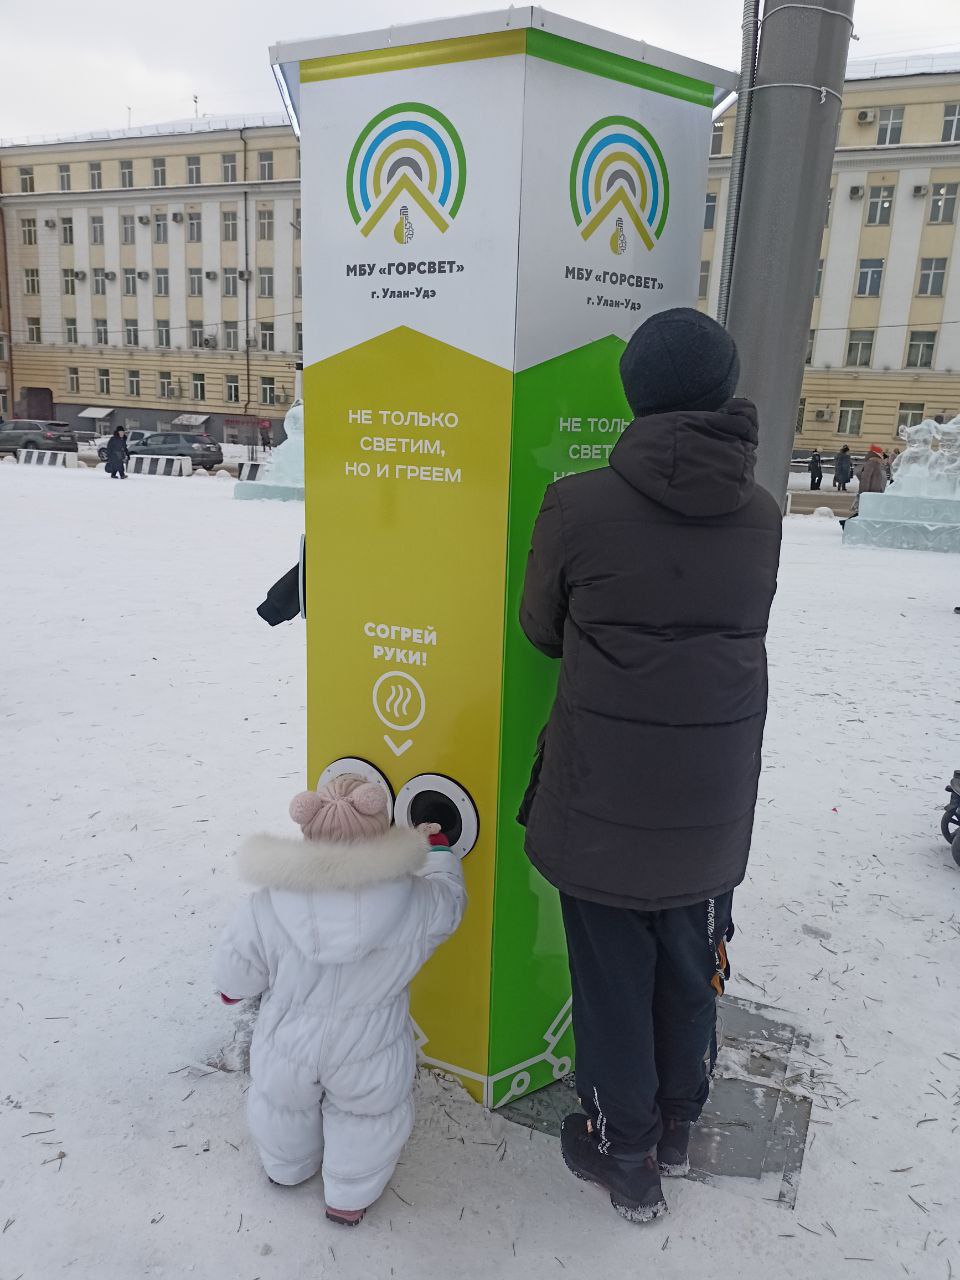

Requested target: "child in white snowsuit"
[{"left": 214, "top": 773, "right": 466, "bottom": 1225}]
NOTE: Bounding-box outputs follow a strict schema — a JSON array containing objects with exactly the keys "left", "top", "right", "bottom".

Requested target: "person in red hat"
[{"left": 858, "top": 445, "right": 888, "bottom": 497}]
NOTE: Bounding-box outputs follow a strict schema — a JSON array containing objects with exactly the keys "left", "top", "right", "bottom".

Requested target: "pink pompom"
[
  {"left": 289, "top": 791, "right": 322, "bottom": 826},
  {"left": 351, "top": 782, "right": 388, "bottom": 817}
]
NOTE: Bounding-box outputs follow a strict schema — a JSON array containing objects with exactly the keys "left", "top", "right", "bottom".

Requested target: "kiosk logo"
[
  {"left": 570, "top": 116, "right": 670, "bottom": 255},
  {"left": 347, "top": 103, "right": 467, "bottom": 243}
]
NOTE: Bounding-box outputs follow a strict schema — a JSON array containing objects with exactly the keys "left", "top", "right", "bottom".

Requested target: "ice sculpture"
[
  {"left": 234, "top": 399, "right": 304, "bottom": 502},
  {"left": 844, "top": 415, "right": 960, "bottom": 553}
]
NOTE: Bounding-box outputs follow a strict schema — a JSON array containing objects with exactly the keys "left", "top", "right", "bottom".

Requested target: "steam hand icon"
[{"left": 394, "top": 205, "right": 415, "bottom": 245}]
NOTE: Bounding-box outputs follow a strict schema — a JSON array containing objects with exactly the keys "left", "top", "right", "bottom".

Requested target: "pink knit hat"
[{"left": 289, "top": 773, "right": 390, "bottom": 843}]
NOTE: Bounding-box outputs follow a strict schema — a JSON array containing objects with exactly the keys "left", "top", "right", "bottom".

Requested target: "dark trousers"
[
  {"left": 560, "top": 890, "right": 733, "bottom": 1158},
  {"left": 810, "top": 474, "right": 822, "bottom": 490}
]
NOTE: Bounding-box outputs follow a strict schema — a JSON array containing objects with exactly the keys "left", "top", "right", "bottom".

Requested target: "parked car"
[
  {"left": 0, "top": 419, "right": 78, "bottom": 455},
  {"left": 127, "top": 431, "right": 223, "bottom": 470}
]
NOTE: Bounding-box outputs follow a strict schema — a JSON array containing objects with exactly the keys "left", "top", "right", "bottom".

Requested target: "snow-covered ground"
[{"left": 1, "top": 464, "right": 958, "bottom": 1280}]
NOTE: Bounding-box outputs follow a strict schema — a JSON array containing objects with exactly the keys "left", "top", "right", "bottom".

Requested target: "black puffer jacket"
[{"left": 520, "top": 399, "right": 781, "bottom": 911}]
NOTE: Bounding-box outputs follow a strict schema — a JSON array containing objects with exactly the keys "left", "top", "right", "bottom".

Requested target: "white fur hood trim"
[{"left": 236, "top": 828, "right": 428, "bottom": 893}]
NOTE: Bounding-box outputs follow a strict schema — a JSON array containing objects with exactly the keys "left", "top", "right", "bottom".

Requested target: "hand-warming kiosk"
[{"left": 271, "top": 9, "right": 735, "bottom": 1106}]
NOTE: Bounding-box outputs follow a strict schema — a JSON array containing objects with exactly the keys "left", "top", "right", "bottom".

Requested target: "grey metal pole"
[{"left": 724, "top": 0, "right": 855, "bottom": 505}]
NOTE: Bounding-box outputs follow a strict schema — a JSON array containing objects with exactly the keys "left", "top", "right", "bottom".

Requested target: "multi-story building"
[
  {"left": 0, "top": 115, "right": 300, "bottom": 441},
  {"left": 701, "top": 56, "right": 960, "bottom": 452}
]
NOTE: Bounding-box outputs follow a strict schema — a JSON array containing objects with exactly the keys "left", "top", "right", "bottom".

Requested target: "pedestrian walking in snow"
[
  {"left": 519, "top": 308, "right": 781, "bottom": 1223},
  {"left": 808, "top": 449, "right": 823, "bottom": 490},
  {"left": 105, "top": 427, "right": 129, "bottom": 479},
  {"left": 214, "top": 774, "right": 465, "bottom": 1226},
  {"left": 834, "top": 444, "right": 853, "bottom": 492}
]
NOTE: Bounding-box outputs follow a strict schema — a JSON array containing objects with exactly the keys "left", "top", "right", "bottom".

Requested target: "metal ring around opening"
[{"left": 394, "top": 773, "right": 479, "bottom": 860}]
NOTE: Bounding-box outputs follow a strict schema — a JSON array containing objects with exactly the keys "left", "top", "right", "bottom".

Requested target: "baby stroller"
[{"left": 939, "top": 771, "right": 960, "bottom": 867}]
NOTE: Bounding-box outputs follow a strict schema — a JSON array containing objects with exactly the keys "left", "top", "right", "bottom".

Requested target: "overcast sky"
[{"left": 4, "top": 0, "right": 960, "bottom": 142}]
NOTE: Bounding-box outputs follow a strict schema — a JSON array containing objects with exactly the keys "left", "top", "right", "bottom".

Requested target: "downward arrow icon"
[{"left": 384, "top": 734, "right": 413, "bottom": 757}]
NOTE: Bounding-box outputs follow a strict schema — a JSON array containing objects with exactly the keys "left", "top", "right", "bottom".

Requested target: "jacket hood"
[
  {"left": 610, "top": 398, "right": 758, "bottom": 517},
  {"left": 235, "top": 828, "right": 428, "bottom": 964}
]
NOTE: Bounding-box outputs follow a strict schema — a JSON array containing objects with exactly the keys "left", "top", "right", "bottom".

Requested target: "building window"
[
  {"left": 223, "top": 321, "right": 238, "bottom": 350},
  {"left": 825, "top": 189, "right": 833, "bottom": 226},
  {"left": 187, "top": 155, "right": 201, "bottom": 185},
  {"left": 877, "top": 106, "right": 903, "bottom": 145},
  {"left": 188, "top": 268, "right": 203, "bottom": 297},
  {"left": 21, "top": 217, "right": 37, "bottom": 246},
  {"left": 697, "top": 260, "right": 710, "bottom": 300},
  {"left": 795, "top": 398, "right": 805, "bottom": 435},
  {"left": 155, "top": 213, "right": 167, "bottom": 243},
  {"left": 907, "top": 330, "right": 936, "bottom": 369},
  {"left": 259, "top": 322, "right": 275, "bottom": 352},
  {"left": 58, "top": 163, "right": 71, "bottom": 192},
  {"left": 154, "top": 268, "right": 169, "bottom": 297},
  {"left": 153, "top": 157, "right": 166, "bottom": 187},
  {"left": 294, "top": 206, "right": 301, "bottom": 238},
  {"left": 258, "top": 267, "right": 274, "bottom": 298},
  {"left": 837, "top": 399, "right": 864, "bottom": 436},
  {"left": 65, "top": 317, "right": 78, "bottom": 344},
  {"left": 931, "top": 183, "right": 958, "bottom": 225},
  {"left": 846, "top": 329, "right": 874, "bottom": 367},
  {"left": 295, "top": 265, "right": 302, "bottom": 297},
  {"left": 127, "top": 369, "right": 140, "bottom": 396},
  {"left": 0, "top": 336, "right": 5, "bottom": 362},
  {"left": 0, "top": 389, "right": 6, "bottom": 417},
  {"left": 897, "top": 402, "right": 925, "bottom": 430},
  {"left": 89, "top": 161, "right": 102, "bottom": 191},
  {"left": 27, "top": 317, "right": 41, "bottom": 343},
  {"left": 225, "top": 374, "right": 240, "bottom": 403},
  {"left": 710, "top": 120, "right": 724, "bottom": 156},
  {"left": 91, "top": 214, "right": 104, "bottom": 245},
  {"left": 67, "top": 366, "right": 80, "bottom": 394},
  {"left": 192, "top": 373, "right": 205, "bottom": 401},
  {"left": 257, "top": 207, "right": 274, "bottom": 240},
  {"left": 93, "top": 268, "right": 107, "bottom": 296},
  {"left": 123, "top": 267, "right": 137, "bottom": 296},
  {"left": 806, "top": 329, "right": 815, "bottom": 364},
  {"left": 258, "top": 150, "right": 274, "bottom": 181},
  {"left": 222, "top": 153, "right": 237, "bottom": 182},
  {"left": 295, "top": 321, "right": 303, "bottom": 354},
  {"left": 24, "top": 268, "right": 40, "bottom": 296},
  {"left": 943, "top": 104, "right": 960, "bottom": 144},
  {"left": 61, "top": 217, "right": 73, "bottom": 246},
  {"left": 158, "top": 371, "right": 173, "bottom": 398},
  {"left": 19, "top": 167, "right": 34, "bottom": 193},
  {"left": 260, "top": 376, "right": 276, "bottom": 405},
  {"left": 918, "top": 257, "right": 947, "bottom": 297},
  {"left": 98, "top": 368, "right": 110, "bottom": 395},
  {"left": 187, "top": 212, "right": 202, "bottom": 242},
  {"left": 814, "top": 258, "right": 823, "bottom": 297},
  {"left": 866, "top": 184, "right": 894, "bottom": 226},
  {"left": 121, "top": 213, "right": 135, "bottom": 244},
  {"left": 120, "top": 159, "right": 133, "bottom": 189},
  {"left": 704, "top": 192, "right": 717, "bottom": 231},
  {"left": 62, "top": 268, "right": 76, "bottom": 296},
  {"left": 189, "top": 320, "right": 204, "bottom": 348},
  {"left": 95, "top": 318, "right": 109, "bottom": 344},
  {"left": 125, "top": 319, "right": 139, "bottom": 347},
  {"left": 222, "top": 268, "right": 238, "bottom": 297},
  {"left": 156, "top": 320, "right": 171, "bottom": 348},
  {"left": 856, "top": 258, "right": 884, "bottom": 296},
  {"left": 222, "top": 210, "right": 237, "bottom": 241}
]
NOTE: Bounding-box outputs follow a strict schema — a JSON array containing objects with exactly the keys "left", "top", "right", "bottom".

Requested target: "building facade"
[
  {"left": 701, "top": 58, "right": 960, "bottom": 452},
  {"left": 0, "top": 115, "right": 300, "bottom": 440}
]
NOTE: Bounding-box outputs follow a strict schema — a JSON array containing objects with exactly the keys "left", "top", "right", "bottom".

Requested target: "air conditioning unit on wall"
[
  {"left": 171, "top": 211, "right": 183, "bottom": 223},
  {"left": 202, "top": 335, "right": 218, "bottom": 349},
  {"left": 914, "top": 184, "right": 929, "bottom": 198},
  {"left": 138, "top": 215, "right": 150, "bottom": 225},
  {"left": 137, "top": 270, "right": 149, "bottom": 281},
  {"left": 857, "top": 108, "right": 877, "bottom": 124},
  {"left": 850, "top": 185, "right": 864, "bottom": 200},
  {"left": 815, "top": 408, "right": 834, "bottom": 421}
]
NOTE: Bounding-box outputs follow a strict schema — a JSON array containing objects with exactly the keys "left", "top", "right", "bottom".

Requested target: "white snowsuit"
[{"left": 213, "top": 827, "right": 466, "bottom": 1211}]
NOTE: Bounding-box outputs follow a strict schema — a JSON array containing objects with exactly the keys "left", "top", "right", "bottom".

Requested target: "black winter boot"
[
  {"left": 657, "top": 1118, "right": 691, "bottom": 1177},
  {"left": 560, "top": 1114, "right": 667, "bottom": 1223}
]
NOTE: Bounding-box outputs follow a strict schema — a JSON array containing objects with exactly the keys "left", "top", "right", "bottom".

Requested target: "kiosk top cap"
[{"left": 270, "top": 7, "right": 737, "bottom": 134}]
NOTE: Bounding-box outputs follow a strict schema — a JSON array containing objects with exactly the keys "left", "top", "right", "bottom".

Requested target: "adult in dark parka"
[
  {"left": 519, "top": 308, "right": 781, "bottom": 1223},
  {"left": 835, "top": 444, "right": 853, "bottom": 491},
  {"left": 105, "top": 426, "right": 129, "bottom": 479}
]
